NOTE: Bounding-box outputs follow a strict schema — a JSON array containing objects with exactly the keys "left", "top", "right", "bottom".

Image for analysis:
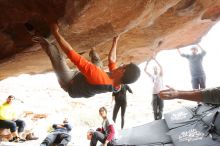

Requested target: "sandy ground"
[{"left": 0, "top": 73, "right": 196, "bottom": 146}]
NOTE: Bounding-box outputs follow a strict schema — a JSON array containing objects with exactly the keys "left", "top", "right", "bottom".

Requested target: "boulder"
[{"left": 0, "top": 0, "right": 220, "bottom": 80}]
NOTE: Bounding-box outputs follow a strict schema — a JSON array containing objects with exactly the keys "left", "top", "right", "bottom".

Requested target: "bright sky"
[
  {"left": 162, "top": 22, "right": 220, "bottom": 89},
  {"left": 132, "top": 22, "right": 220, "bottom": 94}
]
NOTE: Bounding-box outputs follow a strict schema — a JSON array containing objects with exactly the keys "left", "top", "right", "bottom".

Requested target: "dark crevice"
[
  {"left": 201, "top": 6, "right": 220, "bottom": 21},
  {"left": 175, "top": 0, "right": 196, "bottom": 11},
  {"left": 157, "top": 40, "right": 163, "bottom": 48},
  {"left": 174, "top": 0, "right": 198, "bottom": 16}
]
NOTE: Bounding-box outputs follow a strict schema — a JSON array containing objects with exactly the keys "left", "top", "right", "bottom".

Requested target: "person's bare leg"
[{"left": 34, "top": 37, "right": 76, "bottom": 91}]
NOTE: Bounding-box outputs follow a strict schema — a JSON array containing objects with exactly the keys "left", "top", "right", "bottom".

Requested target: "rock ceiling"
[{"left": 0, "top": 0, "right": 220, "bottom": 80}]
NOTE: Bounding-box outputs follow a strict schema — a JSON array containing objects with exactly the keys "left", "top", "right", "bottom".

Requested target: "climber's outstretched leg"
[{"left": 33, "top": 37, "right": 76, "bottom": 91}]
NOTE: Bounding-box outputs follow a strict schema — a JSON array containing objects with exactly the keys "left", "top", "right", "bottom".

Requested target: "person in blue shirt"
[
  {"left": 40, "top": 118, "right": 72, "bottom": 146},
  {"left": 178, "top": 44, "right": 206, "bottom": 89}
]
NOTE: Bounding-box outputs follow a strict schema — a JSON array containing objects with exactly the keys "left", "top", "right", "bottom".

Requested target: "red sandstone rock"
[{"left": 0, "top": 0, "right": 220, "bottom": 80}]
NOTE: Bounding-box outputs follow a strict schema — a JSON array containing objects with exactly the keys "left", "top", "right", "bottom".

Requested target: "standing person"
[
  {"left": 0, "top": 95, "right": 26, "bottom": 142},
  {"left": 87, "top": 107, "right": 116, "bottom": 146},
  {"left": 144, "top": 58, "right": 164, "bottom": 120},
  {"left": 112, "top": 84, "right": 133, "bottom": 129},
  {"left": 32, "top": 23, "right": 140, "bottom": 98},
  {"left": 177, "top": 44, "right": 206, "bottom": 89},
  {"left": 40, "top": 118, "right": 72, "bottom": 146}
]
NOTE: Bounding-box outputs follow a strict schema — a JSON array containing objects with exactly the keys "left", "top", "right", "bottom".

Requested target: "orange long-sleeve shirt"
[
  {"left": 68, "top": 50, "right": 116, "bottom": 85},
  {"left": 67, "top": 50, "right": 116, "bottom": 98}
]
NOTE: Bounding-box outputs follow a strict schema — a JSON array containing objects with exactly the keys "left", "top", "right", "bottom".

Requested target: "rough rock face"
[{"left": 0, "top": 0, "right": 220, "bottom": 80}]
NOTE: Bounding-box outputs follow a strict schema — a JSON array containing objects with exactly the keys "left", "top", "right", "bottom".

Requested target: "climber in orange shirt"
[{"left": 33, "top": 23, "right": 140, "bottom": 98}]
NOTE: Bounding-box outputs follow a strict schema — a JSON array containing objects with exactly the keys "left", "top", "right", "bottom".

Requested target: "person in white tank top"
[{"left": 145, "top": 57, "right": 164, "bottom": 120}]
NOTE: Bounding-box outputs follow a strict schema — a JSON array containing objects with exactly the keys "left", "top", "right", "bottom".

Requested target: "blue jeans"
[
  {"left": 152, "top": 94, "right": 164, "bottom": 120},
  {"left": 40, "top": 132, "right": 71, "bottom": 146},
  {"left": 191, "top": 76, "right": 206, "bottom": 89},
  {"left": 90, "top": 131, "right": 113, "bottom": 146},
  {"left": 0, "top": 119, "right": 25, "bottom": 133}
]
